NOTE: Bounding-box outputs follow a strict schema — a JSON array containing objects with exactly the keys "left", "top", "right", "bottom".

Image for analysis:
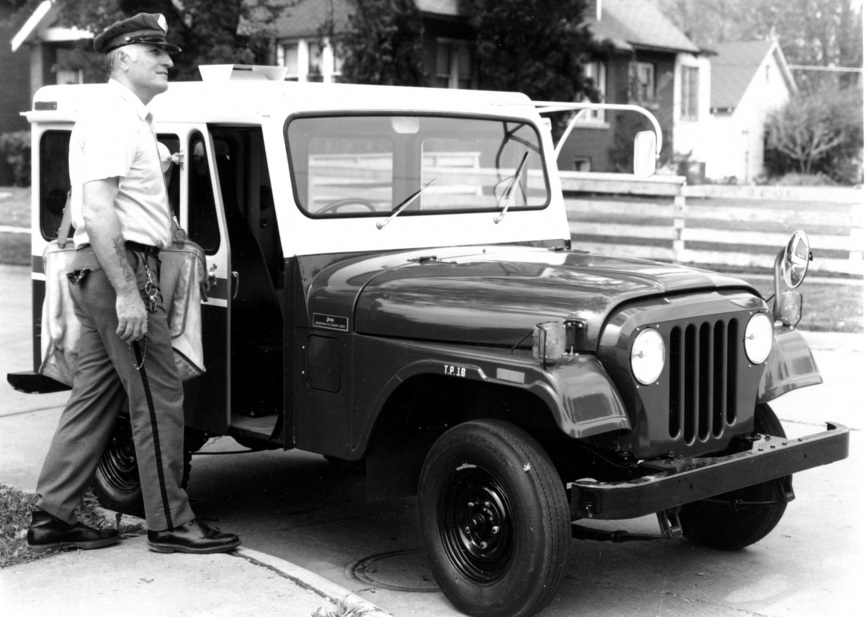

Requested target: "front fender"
[
  {"left": 353, "top": 339, "right": 631, "bottom": 453},
  {"left": 758, "top": 327, "right": 822, "bottom": 403}
]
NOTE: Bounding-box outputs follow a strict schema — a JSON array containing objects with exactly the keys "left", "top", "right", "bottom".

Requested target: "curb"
[
  {"left": 95, "top": 507, "right": 391, "bottom": 616},
  {"left": 236, "top": 547, "right": 392, "bottom": 617}
]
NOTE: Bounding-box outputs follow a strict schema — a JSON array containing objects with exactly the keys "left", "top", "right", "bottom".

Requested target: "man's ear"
[{"left": 118, "top": 47, "right": 138, "bottom": 68}]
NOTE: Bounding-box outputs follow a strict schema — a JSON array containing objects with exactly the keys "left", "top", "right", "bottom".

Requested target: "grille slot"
[{"left": 669, "top": 318, "right": 740, "bottom": 444}]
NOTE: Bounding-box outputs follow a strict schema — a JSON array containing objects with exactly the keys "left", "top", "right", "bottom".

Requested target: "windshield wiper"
[
  {"left": 494, "top": 151, "right": 530, "bottom": 224},
  {"left": 377, "top": 178, "right": 437, "bottom": 229}
]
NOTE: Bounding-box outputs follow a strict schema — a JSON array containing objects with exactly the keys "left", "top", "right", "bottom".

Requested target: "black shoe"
[
  {"left": 147, "top": 519, "right": 240, "bottom": 554},
  {"left": 27, "top": 509, "right": 120, "bottom": 554}
]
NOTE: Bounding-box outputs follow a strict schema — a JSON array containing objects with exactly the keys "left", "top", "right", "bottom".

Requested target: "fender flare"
[
  {"left": 352, "top": 341, "right": 631, "bottom": 456},
  {"left": 758, "top": 328, "right": 823, "bottom": 403}
]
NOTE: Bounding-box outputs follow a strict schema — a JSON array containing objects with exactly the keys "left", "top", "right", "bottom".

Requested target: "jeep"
[{"left": 8, "top": 65, "right": 849, "bottom": 617}]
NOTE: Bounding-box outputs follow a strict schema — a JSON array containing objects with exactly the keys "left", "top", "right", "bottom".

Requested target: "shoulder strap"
[{"left": 57, "top": 192, "right": 73, "bottom": 248}]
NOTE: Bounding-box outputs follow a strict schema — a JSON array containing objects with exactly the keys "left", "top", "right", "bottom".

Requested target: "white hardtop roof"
[{"left": 29, "top": 79, "right": 538, "bottom": 125}]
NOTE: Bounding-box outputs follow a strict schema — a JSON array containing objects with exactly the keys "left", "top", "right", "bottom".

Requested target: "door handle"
[
  {"left": 232, "top": 271, "right": 239, "bottom": 299},
  {"left": 208, "top": 262, "right": 218, "bottom": 288}
]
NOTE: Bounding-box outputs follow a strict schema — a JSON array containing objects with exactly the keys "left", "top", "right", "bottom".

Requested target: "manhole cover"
[{"left": 350, "top": 549, "right": 440, "bottom": 592}]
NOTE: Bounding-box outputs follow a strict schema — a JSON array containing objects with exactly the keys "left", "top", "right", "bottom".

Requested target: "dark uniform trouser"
[{"left": 35, "top": 246, "right": 195, "bottom": 531}]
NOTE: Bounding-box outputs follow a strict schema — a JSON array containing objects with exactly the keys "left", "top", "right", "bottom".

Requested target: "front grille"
[{"left": 668, "top": 318, "right": 740, "bottom": 445}]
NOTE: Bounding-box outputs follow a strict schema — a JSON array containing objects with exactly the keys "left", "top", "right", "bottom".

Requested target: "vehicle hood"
[{"left": 305, "top": 246, "right": 756, "bottom": 350}]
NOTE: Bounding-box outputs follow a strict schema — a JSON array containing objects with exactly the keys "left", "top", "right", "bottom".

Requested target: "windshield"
[{"left": 286, "top": 115, "right": 549, "bottom": 219}]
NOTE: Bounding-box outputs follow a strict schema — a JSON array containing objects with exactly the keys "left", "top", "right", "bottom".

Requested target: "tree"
[
  {"left": 654, "top": 0, "right": 863, "bottom": 92},
  {"left": 5, "top": 0, "right": 285, "bottom": 81},
  {"left": 766, "top": 87, "right": 863, "bottom": 183},
  {"left": 459, "top": 0, "right": 595, "bottom": 101},
  {"left": 336, "top": 0, "right": 426, "bottom": 86}
]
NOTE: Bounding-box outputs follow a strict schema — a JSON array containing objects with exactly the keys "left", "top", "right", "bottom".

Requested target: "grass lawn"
[
  {"left": 0, "top": 484, "right": 143, "bottom": 568},
  {"left": 0, "top": 186, "right": 31, "bottom": 265},
  {"left": 738, "top": 274, "right": 862, "bottom": 333}
]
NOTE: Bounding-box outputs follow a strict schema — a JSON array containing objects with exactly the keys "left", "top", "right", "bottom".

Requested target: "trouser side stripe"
[{"left": 133, "top": 341, "right": 174, "bottom": 529}]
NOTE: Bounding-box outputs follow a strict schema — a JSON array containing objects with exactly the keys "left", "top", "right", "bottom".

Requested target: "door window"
[{"left": 187, "top": 131, "right": 221, "bottom": 254}]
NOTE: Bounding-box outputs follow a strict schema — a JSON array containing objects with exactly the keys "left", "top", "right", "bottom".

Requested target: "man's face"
[{"left": 123, "top": 44, "right": 173, "bottom": 98}]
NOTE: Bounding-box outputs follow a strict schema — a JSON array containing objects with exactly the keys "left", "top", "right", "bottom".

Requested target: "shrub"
[
  {"left": 0, "top": 131, "right": 31, "bottom": 187},
  {"left": 765, "top": 87, "right": 863, "bottom": 185}
]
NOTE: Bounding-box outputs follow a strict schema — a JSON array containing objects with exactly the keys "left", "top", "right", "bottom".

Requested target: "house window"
[
  {"left": 278, "top": 38, "right": 340, "bottom": 82},
  {"left": 308, "top": 41, "right": 323, "bottom": 81},
  {"left": 580, "top": 61, "right": 607, "bottom": 122},
  {"left": 681, "top": 66, "right": 699, "bottom": 121},
  {"left": 573, "top": 157, "right": 592, "bottom": 172},
  {"left": 56, "top": 69, "right": 83, "bottom": 85},
  {"left": 436, "top": 40, "right": 474, "bottom": 89},
  {"left": 629, "top": 61, "right": 655, "bottom": 105}
]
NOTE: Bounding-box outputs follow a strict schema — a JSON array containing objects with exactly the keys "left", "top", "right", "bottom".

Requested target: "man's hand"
[{"left": 116, "top": 289, "right": 148, "bottom": 343}]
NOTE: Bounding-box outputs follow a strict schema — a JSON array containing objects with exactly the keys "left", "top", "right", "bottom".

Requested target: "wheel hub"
[{"left": 440, "top": 466, "right": 514, "bottom": 582}]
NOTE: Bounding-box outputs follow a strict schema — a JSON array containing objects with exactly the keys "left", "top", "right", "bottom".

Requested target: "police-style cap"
[{"left": 93, "top": 13, "right": 182, "bottom": 54}]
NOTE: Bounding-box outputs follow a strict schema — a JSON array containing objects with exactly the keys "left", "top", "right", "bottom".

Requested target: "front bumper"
[{"left": 569, "top": 422, "right": 849, "bottom": 520}]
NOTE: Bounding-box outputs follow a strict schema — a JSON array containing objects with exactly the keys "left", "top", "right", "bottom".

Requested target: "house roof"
[
  {"left": 244, "top": 0, "right": 459, "bottom": 39},
  {"left": 241, "top": 0, "right": 356, "bottom": 39},
  {"left": 10, "top": 0, "right": 92, "bottom": 53},
  {"left": 710, "top": 40, "right": 796, "bottom": 111},
  {"left": 590, "top": 0, "right": 700, "bottom": 54}
]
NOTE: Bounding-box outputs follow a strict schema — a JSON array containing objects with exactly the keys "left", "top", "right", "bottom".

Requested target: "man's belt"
[
  {"left": 78, "top": 241, "right": 160, "bottom": 257},
  {"left": 124, "top": 241, "right": 160, "bottom": 257}
]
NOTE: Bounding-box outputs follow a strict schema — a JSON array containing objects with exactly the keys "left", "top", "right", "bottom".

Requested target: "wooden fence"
[{"left": 561, "top": 172, "right": 865, "bottom": 277}]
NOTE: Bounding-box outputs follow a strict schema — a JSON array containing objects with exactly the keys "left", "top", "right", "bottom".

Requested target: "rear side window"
[{"left": 39, "top": 131, "right": 71, "bottom": 241}]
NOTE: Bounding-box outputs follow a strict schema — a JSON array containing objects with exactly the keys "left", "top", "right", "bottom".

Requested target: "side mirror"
[
  {"left": 781, "top": 230, "right": 811, "bottom": 288},
  {"left": 772, "top": 230, "right": 812, "bottom": 326},
  {"left": 633, "top": 131, "right": 657, "bottom": 178}
]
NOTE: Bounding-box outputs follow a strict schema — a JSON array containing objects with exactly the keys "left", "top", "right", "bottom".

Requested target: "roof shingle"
[
  {"left": 590, "top": 0, "right": 700, "bottom": 54},
  {"left": 710, "top": 40, "right": 775, "bottom": 110}
]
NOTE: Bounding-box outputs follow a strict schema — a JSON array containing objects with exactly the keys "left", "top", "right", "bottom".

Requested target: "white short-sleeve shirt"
[{"left": 70, "top": 79, "right": 173, "bottom": 248}]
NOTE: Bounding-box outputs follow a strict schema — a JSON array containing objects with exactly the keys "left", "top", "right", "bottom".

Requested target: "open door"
[
  {"left": 163, "top": 126, "right": 283, "bottom": 440},
  {"left": 161, "top": 128, "right": 231, "bottom": 434}
]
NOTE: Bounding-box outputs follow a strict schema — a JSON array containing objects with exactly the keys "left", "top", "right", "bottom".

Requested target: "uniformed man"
[{"left": 27, "top": 13, "right": 240, "bottom": 554}]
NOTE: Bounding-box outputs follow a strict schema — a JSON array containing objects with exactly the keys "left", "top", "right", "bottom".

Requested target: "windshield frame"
[{"left": 284, "top": 111, "right": 552, "bottom": 221}]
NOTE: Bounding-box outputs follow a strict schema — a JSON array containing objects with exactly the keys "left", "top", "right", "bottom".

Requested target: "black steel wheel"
[
  {"left": 92, "top": 415, "right": 145, "bottom": 518},
  {"left": 680, "top": 403, "right": 791, "bottom": 550},
  {"left": 92, "top": 416, "right": 203, "bottom": 518},
  {"left": 418, "top": 420, "right": 570, "bottom": 617}
]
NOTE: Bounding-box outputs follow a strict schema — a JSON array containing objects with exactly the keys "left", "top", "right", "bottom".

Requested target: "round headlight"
[
  {"left": 745, "top": 312, "right": 773, "bottom": 365},
  {"left": 631, "top": 328, "right": 665, "bottom": 385}
]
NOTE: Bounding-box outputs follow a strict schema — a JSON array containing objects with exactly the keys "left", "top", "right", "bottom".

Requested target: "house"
[
  {"left": 8, "top": 0, "right": 713, "bottom": 178},
  {"left": 249, "top": 0, "right": 474, "bottom": 88},
  {"left": 561, "top": 0, "right": 711, "bottom": 175},
  {"left": 706, "top": 40, "right": 796, "bottom": 183},
  {"left": 8, "top": 1, "right": 94, "bottom": 97}
]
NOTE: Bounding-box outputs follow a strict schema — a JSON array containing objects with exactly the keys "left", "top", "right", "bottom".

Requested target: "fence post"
[{"left": 673, "top": 181, "right": 686, "bottom": 263}]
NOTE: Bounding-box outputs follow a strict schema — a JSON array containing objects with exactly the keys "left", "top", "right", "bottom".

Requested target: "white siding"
[
  {"left": 672, "top": 53, "right": 712, "bottom": 165},
  {"left": 705, "top": 48, "right": 793, "bottom": 183}
]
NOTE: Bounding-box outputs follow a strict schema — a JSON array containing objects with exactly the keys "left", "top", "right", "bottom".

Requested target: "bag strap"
[
  {"left": 57, "top": 192, "right": 73, "bottom": 248},
  {"left": 171, "top": 214, "right": 187, "bottom": 248}
]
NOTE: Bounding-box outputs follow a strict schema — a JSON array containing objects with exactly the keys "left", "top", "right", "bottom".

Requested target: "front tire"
[
  {"left": 680, "top": 403, "right": 791, "bottom": 550},
  {"left": 418, "top": 420, "right": 570, "bottom": 617}
]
